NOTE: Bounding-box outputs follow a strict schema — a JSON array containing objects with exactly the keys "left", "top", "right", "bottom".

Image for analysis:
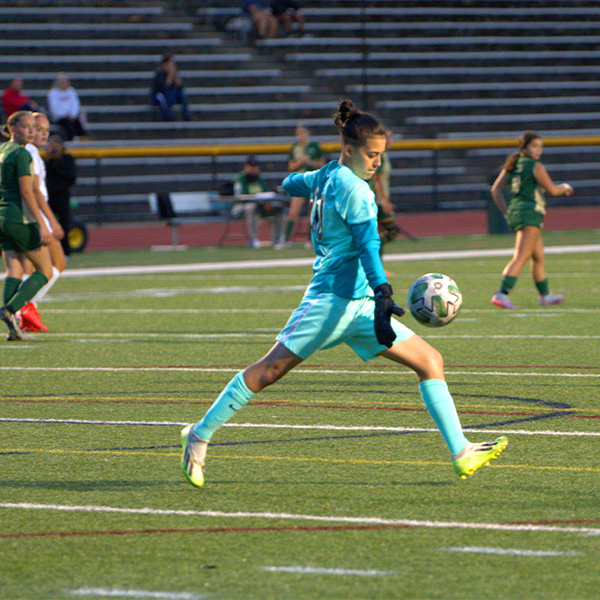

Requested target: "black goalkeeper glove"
[{"left": 373, "top": 283, "right": 406, "bottom": 347}]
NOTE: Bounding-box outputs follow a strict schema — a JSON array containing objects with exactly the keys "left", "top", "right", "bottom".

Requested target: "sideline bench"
[
  {"left": 149, "top": 191, "right": 223, "bottom": 246},
  {"left": 149, "top": 191, "right": 290, "bottom": 247}
]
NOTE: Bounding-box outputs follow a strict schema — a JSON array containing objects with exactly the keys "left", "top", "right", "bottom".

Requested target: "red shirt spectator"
[{"left": 2, "top": 77, "right": 37, "bottom": 117}]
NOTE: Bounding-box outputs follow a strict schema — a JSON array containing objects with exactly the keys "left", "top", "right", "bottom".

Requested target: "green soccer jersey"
[
  {"left": 288, "top": 141, "right": 323, "bottom": 173},
  {"left": 506, "top": 156, "right": 546, "bottom": 216},
  {"left": 0, "top": 140, "right": 34, "bottom": 224},
  {"left": 233, "top": 172, "right": 269, "bottom": 195}
]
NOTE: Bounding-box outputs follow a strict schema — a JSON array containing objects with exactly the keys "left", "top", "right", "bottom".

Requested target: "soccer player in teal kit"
[{"left": 181, "top": 100, "right": 507, "bottom": 487}]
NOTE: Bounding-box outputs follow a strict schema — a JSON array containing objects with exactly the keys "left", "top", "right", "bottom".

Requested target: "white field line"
[
  {"left": 0, "top": 365, "right": 597, "bottom": 378},
  {"left": 2, "top": 244, "right": 596, "bottom": 279},
  {"left": 259, "top": 566, "right": 396, "bottom": 576},
  {"left": 27, "top": 308, "right": 600, "bottom": 314},
  {"left": 68, "top": 589, "right": 207, "bottom": 599},
  {"left": 20, "top": 331, "right": 600, "bottom": 339},
  {"left": 1, "top": 502, "right": 599, "bottom": 536},
  {"left": 1, "top": 418, "right": 598, "bottom": 438},
  {"left": 441, "top": 546, "right": 583, "bottom": 557}
]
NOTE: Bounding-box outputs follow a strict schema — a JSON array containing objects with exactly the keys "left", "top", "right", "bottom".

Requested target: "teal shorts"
[
  {"left": 276, "top": 292, "right": 414, "bottom": 362},
  {"left": 0, "top": 220, "right": 42, "bottom": 253}
]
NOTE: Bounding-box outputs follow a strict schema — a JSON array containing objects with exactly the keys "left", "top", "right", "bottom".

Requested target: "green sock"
[
  {"left": 500, "top": 275, "right": 517, "bottom": 294},
  {"left": 3, "top": 277, "right": 21, "bottom": 306},
  {"left": 285, "top": 220, "right": 295, "bottom": 241},
  {"left": 6, "top": 272, "right": 48, "bottom": 313},
  {"left": 535, "top": 279, "right": 549, "bottom": 296},
  {"left": 192, "top": 371, "right": 255, "bottom": 441}
]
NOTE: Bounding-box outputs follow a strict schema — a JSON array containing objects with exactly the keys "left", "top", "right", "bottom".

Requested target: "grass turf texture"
[{"left": 0, "top": 229, "right": 599, "bottom": 599}]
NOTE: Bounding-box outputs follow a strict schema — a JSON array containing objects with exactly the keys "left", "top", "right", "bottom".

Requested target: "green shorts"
[
  {"left": 0, "top": 220, "right": 42, "bottom": 253},
  {"left": 276, "top": 292, "right": 414, "bottom": 362},
  {"left": 507, "top": 208, "right": 544, "bottom": 232}
]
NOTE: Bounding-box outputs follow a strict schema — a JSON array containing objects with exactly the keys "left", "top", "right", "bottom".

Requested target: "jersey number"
[{"left": 309, "top": 189, "right": 324, "bottom": 241}]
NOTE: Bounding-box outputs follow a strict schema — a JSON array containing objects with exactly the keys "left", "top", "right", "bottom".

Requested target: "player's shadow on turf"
[
  {"left": 194, "top": 479, "right": 452, "bottom": 487},
  {"left": 0, "top": 480, "right": 175, "bottom": 491}
]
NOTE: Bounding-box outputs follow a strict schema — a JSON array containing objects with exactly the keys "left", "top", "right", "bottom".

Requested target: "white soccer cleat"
[
  {"left": 181, "top": 424, "right": 208, "bottom": 488},
  {"left": 539, "top": 293, "right": 565, "bottom": 306}
]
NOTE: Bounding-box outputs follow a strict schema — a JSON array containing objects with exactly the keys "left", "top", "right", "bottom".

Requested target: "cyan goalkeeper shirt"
[{"left": 282, "top": 160, "right": 387, "bottom": 299}]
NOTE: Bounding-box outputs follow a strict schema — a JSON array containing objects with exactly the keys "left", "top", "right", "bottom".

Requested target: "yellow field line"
[{"left": 3, "top": 447, "right": 598, "bottom": 473}]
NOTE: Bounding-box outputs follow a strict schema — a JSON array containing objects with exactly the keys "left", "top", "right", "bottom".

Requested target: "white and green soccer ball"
[{"left": 407, "top": 273, "right": 462, "bottom": 328}]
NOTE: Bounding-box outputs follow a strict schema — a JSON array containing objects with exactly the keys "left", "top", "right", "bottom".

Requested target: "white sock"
[{"left": 31, "top": 266, "right": 61, "bottom": 306}]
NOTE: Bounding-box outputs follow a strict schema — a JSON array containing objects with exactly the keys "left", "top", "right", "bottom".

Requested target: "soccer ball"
[{"left": 407, "top": 273, "right": 462, "bottom": 328}]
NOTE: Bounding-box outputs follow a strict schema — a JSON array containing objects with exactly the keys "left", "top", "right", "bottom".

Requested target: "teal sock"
[
  {"left": 193, "top": 371, "right": 255, "bottom": 441},
  {"left": 419, "top": 379, "right": 468, "bottom": 455},
  {"left": 6, "top": 272, "right": 48, "bottom": 313},
  {"left": 3, "top": 277, "right": 21, "bottom": 306},
  {"left": 500, "top": 275, "right": 517, "bottom": 295},
  {"left": 535, "top": 278, "right": 549, "bottom": 296}
]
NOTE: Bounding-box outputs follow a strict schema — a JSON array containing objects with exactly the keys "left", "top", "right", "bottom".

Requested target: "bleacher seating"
[{"left": 3, "top": 0, "right": 600, "bottom": 221}]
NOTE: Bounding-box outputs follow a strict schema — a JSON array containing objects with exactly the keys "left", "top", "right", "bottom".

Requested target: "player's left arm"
[{"left": 534, "top": 163, "right": 574, "bottom": 197}]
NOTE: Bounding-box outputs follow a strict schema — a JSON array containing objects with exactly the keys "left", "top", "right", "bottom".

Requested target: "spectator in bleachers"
[
  {"left": 242, "top": 0, "right": 278, "bottom": 39},
  {"left": 2, "top": 78, "right": 39, "bottom": 119},
  {"left": 283, "top": 123, "right": 325, "bottom": 244},
  {"left": 45, "top": 135, "right": 76, "bottom": 257},
  {"left": 47, "top": 73, "right": 90, "bottom": 142},
  {"left": 232, "top": 155, "right": 285, "bottom": 248},
  {"left": 271, "top": 0, "right": 305, "bottom": 35},
  {"left": 151, "top": 54, "right": 191, "bottom": 121}
]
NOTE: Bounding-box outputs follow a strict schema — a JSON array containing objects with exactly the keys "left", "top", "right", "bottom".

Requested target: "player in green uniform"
[
  {"left": 490, "top": 131, "right": 573, "bottom": 309},
  {"left": 282, "top": 124, "right": 325, "bottom": 245},
  {"left": 0, "top": 111, "right": 53, "bottom": 340},
  {"left": 369, "top": 128, "right": 399, "bottom": 250}
]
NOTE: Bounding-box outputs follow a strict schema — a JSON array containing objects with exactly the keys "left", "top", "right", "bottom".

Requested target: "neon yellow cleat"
[
  {"left": 181, "top": 424, "right": 208, "bottom": 488},
  {"left": 452, "top": 436, "right": 508, "bottom": 479}
]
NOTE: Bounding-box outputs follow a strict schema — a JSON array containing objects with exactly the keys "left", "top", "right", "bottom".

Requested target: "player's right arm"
[
  {"left": 282, "top": 170, "right": 314, "bottom": 198},
  {"left": 490, "top": 169, "right": 509, "bottom": 219},
  {"left": 32, "top": 173, "right": 64, "bottom": 239}
]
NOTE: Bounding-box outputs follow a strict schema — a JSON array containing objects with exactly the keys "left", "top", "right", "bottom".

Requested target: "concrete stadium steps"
[{"left": 4, "top": 0, "right": 600, "bottom": 220}]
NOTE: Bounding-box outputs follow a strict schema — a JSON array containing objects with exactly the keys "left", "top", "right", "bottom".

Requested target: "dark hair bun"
[{"left": 334, "top": 99, "right": 360, "bottom": 128}]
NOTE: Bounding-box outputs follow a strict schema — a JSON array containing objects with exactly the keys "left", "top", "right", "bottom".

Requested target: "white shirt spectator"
[{"left": 47, "top": 85, "right": 81, "bottom": 121}]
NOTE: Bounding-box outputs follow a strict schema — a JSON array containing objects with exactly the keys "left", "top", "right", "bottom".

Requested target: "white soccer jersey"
[{"left": 26, "top": 143, "right": 51, "bottom": 230}]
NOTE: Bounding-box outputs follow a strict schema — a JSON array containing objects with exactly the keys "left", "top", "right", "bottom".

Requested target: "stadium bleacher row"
[{"left": 3, "top": 0, "right": 600, "bottom": 222}]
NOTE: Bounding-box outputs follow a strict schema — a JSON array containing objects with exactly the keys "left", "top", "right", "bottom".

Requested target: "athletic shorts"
[
  {"left": 508, "top": 208, "right": 544, "bottom": 232},
  {"left": 0, "top": 220, "right": 42, "bottom": 253},
  {"left": 276, "top": 292, "right": 414, "bottom": 362}
]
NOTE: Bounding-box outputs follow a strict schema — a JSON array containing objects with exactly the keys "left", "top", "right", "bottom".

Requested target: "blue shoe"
[{"left": 181, "top": 425, "right": 208, "bottom": 488}]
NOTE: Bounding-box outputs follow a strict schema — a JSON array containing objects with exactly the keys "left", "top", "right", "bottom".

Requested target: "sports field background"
[{"left": 1, "top": 228, "right": 599, "bottom": 600}]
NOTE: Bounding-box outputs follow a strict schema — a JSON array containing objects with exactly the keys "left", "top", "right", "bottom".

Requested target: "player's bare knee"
[{"left": 421, "top": 347, "right": 444, "bottom": 380}]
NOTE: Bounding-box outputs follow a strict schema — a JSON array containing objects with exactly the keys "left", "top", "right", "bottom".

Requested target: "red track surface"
[{"left": 84, "top": 206, "right": 600, "bottom": 252}]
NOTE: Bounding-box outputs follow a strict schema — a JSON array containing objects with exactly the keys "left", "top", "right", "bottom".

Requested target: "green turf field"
[{"left": 1, "top": 230, "right": 599, "bottom": 600}]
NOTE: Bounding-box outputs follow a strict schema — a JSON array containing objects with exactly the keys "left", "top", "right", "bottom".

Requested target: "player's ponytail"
[
  {"left": 2, "top": 110, "right": 32, "bottom": 139},
  {"left": 334, "top": 99, "right": 386, "bottom": 147},
  {"left": 503, "top": 130, "right": 541, "bottom": 172}
]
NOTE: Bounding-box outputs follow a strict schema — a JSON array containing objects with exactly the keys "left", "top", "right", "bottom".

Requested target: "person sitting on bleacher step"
[{"left": 150, "top": 54, "right": 191, "bottom": 122}]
